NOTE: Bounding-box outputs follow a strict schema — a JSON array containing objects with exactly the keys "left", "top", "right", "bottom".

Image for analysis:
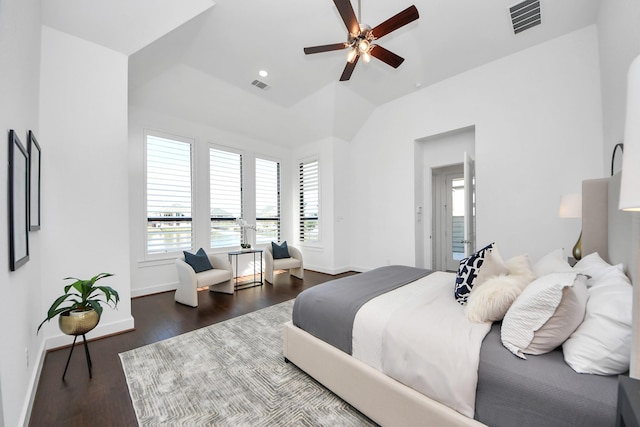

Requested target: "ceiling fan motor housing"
[{"left": 353, "top": 26, "right": 373, "bottom": 52}]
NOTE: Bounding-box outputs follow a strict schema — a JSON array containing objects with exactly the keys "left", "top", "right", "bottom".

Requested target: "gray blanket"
[
  {"left": 292, "top": 265, "right": 431, "bottom": 354},
  {"left": 475, "top": 322, "right": 619, "bottom": 427}
]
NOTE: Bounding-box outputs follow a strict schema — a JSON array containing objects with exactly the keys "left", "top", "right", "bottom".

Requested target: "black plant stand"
[{"left": 62, "top": 334, "right": 92, "bottom": 381}]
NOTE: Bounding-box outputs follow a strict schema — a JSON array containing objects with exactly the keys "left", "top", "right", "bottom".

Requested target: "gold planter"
[{"left": 58, "top": 309, "right": 99, "bottom": 336}]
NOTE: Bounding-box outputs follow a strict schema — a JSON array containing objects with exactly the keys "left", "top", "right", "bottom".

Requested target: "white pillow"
[
  {"left": 465, "top": 255, "right": 535, "bottom": 323},
  {"left": 501, "top": 273, "right": 587, "bottom": 359},
  {"left": 479, "top": 245, "right": 508, "bottom": 282},
  {"left": 525, "top": 281, "right": 588, "bottom": 355},
  {"left": 573, "top": 252, "right": 625, "bottom": 286},
  {"left": 562, "top": 267, "right": 632, "bottom": 375},
  {"left": 533, "top": 249, "right": 573, "bottom": 277}
]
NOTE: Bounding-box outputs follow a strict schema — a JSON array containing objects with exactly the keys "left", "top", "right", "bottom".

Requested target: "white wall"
[
  {"left": 0, "top": 0, "right": 42, "bottom": 424},
  {"left": 128, "top": 106, "right": 293, "bottom": 296},
  {"left": 1, "top": 7, "right": 135, "bottom": 426},
  {"left": 349, "top": 26, "right": 604, "bottom": 271},
  {"left": 331, "top": 138, "right": 352, "bottom": 273},
  {"left": 38, "top": 26, "right": 134, "bottom": 347},
  {"left": 292, "top": 137, "right": 352, "bottom": 274}
]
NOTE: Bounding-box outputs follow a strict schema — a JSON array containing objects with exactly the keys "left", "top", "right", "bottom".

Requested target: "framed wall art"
[
  {"left": 28, "top": 130, "right": 41, "bottom": 231},
  {"left": 9, "top": 129, "right": 29, "bottom": 271}
]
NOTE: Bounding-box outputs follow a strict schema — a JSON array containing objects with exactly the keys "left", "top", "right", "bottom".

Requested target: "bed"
[{"left": 282, "top": 174, "right": 637, "bottom": 427}]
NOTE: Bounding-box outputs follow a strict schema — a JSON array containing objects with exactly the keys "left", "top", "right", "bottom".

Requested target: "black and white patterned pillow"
[{"left": 454, "top": 243, "right": 495, "bottom": 305}]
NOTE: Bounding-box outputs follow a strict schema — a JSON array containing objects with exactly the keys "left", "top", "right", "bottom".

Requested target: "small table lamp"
[{"left": 559, "top": 193, "right": 582, "bottom": 260}]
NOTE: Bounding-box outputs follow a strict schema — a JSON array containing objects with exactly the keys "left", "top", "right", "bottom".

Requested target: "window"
[
  {"left": 210, "top": 148, "right": 242, "bottom": 248},
  {"left": 146, "top": 133, "right": 192, "bottom": 254},
  {"left": 144, "top": 132, "right": 285, "bottom": 256},
  {"left": 255, "top": 158, "right": 280, "bottom": 244},
  {"left": 299, "top": 159, "right": 319, "bottom": 243}
]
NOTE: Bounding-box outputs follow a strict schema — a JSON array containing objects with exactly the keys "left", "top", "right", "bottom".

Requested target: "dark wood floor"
[{"left": 29, "top": 270, "right": 354, "bottom": 427}]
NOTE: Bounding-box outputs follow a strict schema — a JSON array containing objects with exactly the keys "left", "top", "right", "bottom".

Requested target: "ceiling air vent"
[
  {"left": 251, "top": 79, "right": 270, "bottom": 90},
  {"left": 509, "top": 0, "right": 541, "bottom": 34}
]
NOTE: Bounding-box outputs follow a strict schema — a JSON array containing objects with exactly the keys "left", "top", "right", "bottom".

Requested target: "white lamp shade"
[
  {"left": 620, "top": 54, "right": 640, "bottom": 211},
  {"left": 559, "top": 193, "right": 582, "bottom": 218}
]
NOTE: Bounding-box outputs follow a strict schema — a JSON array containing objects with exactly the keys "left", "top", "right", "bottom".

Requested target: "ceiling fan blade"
[
  {"left": 370, "top": 45, "right": 405, "bottom": 68},
  {"left": 304, "top": 43, "right": 348, "bottom": 55},
  {"left": 340, "top": 55, "right": 359, "bottom": 81},
  {"left": 333, "top": 0, "right": 360, "bottom": 35},
  {"left": 371, "top": 5, "right": 419, "bottom": 39}
]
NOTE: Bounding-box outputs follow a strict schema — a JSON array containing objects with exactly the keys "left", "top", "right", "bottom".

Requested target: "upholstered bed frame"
[{"left": 282, "top": 173, "right": 639, "bottom": 426}]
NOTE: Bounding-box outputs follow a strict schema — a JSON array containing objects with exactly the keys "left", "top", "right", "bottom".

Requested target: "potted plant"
[
  {"left": 37, "top": 273, "right": 120, "bottom": 336},
  {"left": 236, "top": 218, "right": 256, "bottom": 250}
]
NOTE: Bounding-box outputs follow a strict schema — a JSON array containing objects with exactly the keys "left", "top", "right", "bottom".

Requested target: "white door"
[
  {"left": 432, "top": 165, "right": 464, "bottom": 271},
  {"left": 463, "top": 152, "right": 476, "bottom": 256},
  {"left": 447, "top": 173, "right": 465, "bottom": 271}
]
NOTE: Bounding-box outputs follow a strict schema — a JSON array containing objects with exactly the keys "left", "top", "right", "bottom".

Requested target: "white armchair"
[
  {"left": 175, "top": 253, "right": 233, "bottom": 307},
  {"left": 265, "top": 244, "right": 304, "bottom": 284}
]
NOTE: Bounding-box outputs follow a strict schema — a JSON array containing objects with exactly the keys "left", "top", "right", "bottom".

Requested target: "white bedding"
[{"left": 352, "top": 271, "right": 491, "bottom": 418}]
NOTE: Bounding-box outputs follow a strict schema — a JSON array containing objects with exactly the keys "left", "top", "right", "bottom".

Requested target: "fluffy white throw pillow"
[{"left": 465, "top": 255, "right": 535, "bottom": 323}]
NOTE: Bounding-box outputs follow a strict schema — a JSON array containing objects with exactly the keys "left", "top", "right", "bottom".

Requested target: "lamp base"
[{"left": 572, "top": 231, "right": 582, "bottom": 261}]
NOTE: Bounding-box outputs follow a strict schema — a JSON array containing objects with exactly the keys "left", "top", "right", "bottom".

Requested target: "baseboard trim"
[
  {"left": 19, "top": 340, "right": 46, "bottom": 427},
  {"left": 43, "top": 316, "right": 135, "bottom": 350},
  {"left": 304, "top": 265, "right": 353, "bottom": 275},
  {"left": 130, "top": 268, "right": 364, "bottom": 298},
  {"left": 131, "top": 282, "right": 177, "bottom": 298},
  {"left": 349, "top": 265, "right": 372, "bottom": 273}
]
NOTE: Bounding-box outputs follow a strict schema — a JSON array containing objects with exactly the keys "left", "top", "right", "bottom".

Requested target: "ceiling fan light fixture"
[
  {"left": 357, "top": 38, "right": 370, "bottom": 54},
  {"left": 347, "top": 48, "right": 358, "bottom": 63},
  {"left": 362, "top": 50, "right": 371, "bottom": 63}
]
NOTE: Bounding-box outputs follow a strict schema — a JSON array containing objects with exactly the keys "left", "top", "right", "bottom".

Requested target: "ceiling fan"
[{"left": 303, "top": 0, "right": 419, "bottom": 81}]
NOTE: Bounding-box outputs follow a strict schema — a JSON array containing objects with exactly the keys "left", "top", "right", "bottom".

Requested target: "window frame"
[
  {"left": 298, "top": 157, "right": 321, "bottom": 246},
  {"left": 143, "top": 129, "right": 195, "bottom": 259},
  {"left": 209, "top": 144, "right": 244, "bottom": 250},
  {"left": 255, "top": 156, "right": 281, "bottom": 245}
]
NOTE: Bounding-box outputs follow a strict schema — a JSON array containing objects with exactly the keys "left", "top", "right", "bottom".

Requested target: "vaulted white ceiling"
[{"left": 43, "top": 0, "right": 601, "bottom": 147}]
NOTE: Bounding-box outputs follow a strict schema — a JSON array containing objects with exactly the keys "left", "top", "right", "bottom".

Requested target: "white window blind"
[
  {"left": 210, "top": 148, "right": 242, "bottom": 248},
  {"left": 299, "top": 159, "right": 319, "bottom": 243},
  {"left": 255, "top": 158, "right": 280, "bottom": 244},
  {"left": 146, "top": 134, "right": 192, "bottom": 254}
]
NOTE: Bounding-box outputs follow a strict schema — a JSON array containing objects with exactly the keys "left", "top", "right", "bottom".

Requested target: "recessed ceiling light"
[{"left": 259, "top": 70, "right": 268, "bottom": 77}]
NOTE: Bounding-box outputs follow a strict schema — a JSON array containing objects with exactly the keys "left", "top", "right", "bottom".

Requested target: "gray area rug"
[{"left": 119, "top": 300, "right": 376, "bottom": 426}]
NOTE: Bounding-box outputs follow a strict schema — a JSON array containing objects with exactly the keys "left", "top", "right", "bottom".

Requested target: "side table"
[
  {"left": 228, "top": 249, "right": 263, "bottom": 290},
  {"left": 617, "top": 375, "right": 640, "bottom": 427}
]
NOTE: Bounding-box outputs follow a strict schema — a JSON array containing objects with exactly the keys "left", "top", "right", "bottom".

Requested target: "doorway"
[
  {"left": 432, "top": 156, "right": 475, "bottom": 271},
  {"left": 414, "top": 125, "right": 476, "bottom": 270}
]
